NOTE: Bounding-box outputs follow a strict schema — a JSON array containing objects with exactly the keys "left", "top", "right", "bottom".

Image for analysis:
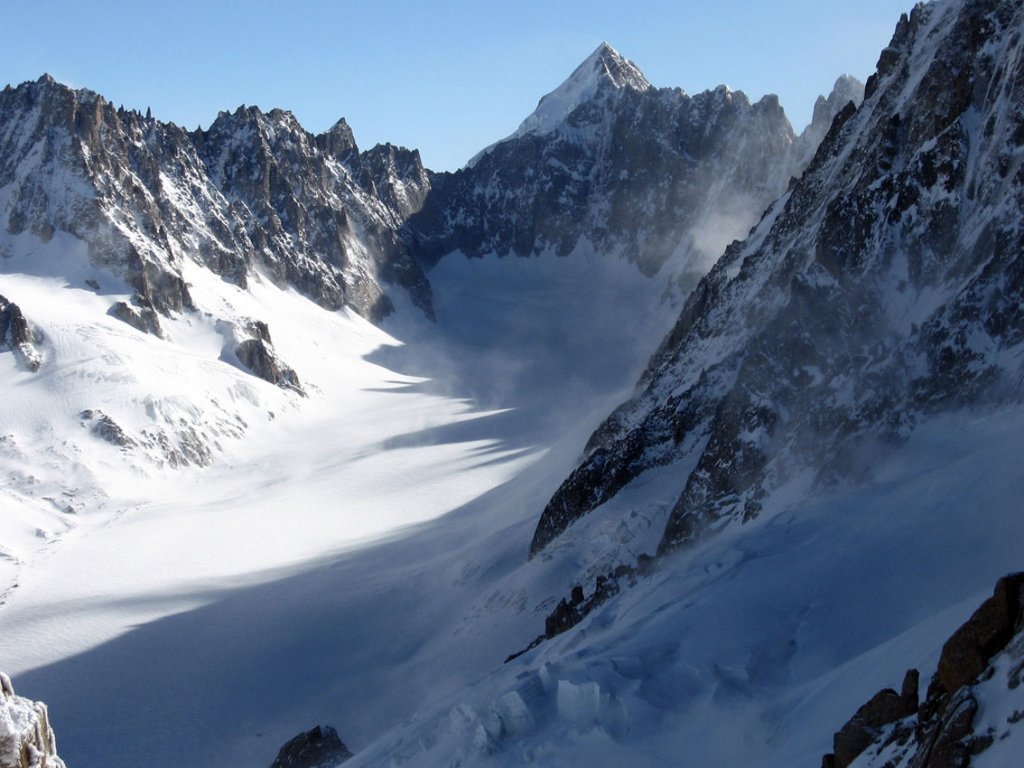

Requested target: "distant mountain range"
[{"left": 1, "top": 42, "right": 859, "bottom": 340}]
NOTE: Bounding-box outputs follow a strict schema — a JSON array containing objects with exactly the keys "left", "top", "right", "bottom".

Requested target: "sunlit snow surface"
[{"left": 1, "top": 237, "right": 1022, "bottom": 767}]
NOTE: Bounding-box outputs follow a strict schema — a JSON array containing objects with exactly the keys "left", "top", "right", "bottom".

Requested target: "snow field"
[{"left": 2, "top": 230, "right": 1021, "bottom": 768}]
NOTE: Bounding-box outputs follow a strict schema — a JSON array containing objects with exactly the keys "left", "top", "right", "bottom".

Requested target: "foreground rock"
[
  {"left": 821, "top": 572, "right": 1024, "bottom": 768},
  {"left": 270, "top": 725, "right": 353, "bottom": 768},
  {"left": 0, "top": 673, "right": 66, "bottom": 768}
]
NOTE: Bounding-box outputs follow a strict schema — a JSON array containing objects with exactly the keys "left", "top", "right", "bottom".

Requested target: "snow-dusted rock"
[
  {"left": 198, "top": 104, "right": 432, "bottom": 321},
  {"left": 0, "top": 295, "right": 41, "bottom": 371},
  {"left": 269, "top": 725, "right": 353, "bottom": 768},
  {"left": 791, "top": 74, "right": 866, "bottom": 170},
  {"left": 0, "top": 673, "right": 65, "bottom": 768},
  {"left": 217, "top": 318, "right": 302, "bottom": 393}
]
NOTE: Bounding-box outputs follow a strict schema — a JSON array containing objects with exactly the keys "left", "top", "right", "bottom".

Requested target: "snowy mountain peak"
[
  {"left": 581, "top": 42, "right": 651, "bottom": 92},
  {"left": 211, "top": 103, "right": 300, "bottom": 134},
  {"left": 512, "top": 42, "right": 651, "bottom": 138}
]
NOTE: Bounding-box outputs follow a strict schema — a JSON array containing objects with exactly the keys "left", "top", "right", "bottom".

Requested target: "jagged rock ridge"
[
  {"left": 531, "top": 0, "right": 1024, "bottom": 556},
  {"left": 407, "top": 43, "right": 862, "bottom": 279},
  {"left": 1, "top": 46, "right": 860, "bottom": 340},
  {"left": 0, "top": 76, "right": 433, "bottom": 329}
]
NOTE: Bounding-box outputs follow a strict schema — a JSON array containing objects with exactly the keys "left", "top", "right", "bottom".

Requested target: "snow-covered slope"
[
  {"left": 0, "top": 78, "right": 441, "bottom": 585},
  {"left": 339, "top": 407, "right": 1024, "bottom": 767},
  {"left": 0, "top": 231, "right": 686, "bottom": 767},
  {"left": 0, "top": 44, "right": 858, "bottom": 603}
]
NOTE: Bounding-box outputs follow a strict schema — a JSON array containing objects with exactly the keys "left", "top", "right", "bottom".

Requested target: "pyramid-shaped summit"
[
  {"left": 581, "top": 42, "right": 652, "bottom": 91},
  {"left": 514, "top": 42, "right": 651, "bottom": 138}
]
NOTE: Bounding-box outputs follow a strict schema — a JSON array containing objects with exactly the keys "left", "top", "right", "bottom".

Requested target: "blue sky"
[{"left": 3, "top": 0, "right": 911, "bottom": 171}]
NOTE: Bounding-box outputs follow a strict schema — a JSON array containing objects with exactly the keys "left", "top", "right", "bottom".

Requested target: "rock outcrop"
[
  {"left": 827, "top": 669, "right": 920, "bottom": 768},
  {"left": 0, "top": 673, "right": 66, "bottom": 768},
  {"left": 223, "top": 320, "right": 303, "bottom": 393},
  {"left": 269, "top": 725, "right": 353, "bottom": 768},
  {"left": 79, "top": 408, "right": 136, "bottom": 447},
  {"left": 505, "top": 561, "right": 648, "bottom": 663},
  {"left": 820, "top": 572, "right": 1024, "bottom": 768},
  {"left": 937, "top": 572, "right": 1024, "bottom": 694},
  {"left": 0, "top": 296, "right": 41, "bottom": 371}
]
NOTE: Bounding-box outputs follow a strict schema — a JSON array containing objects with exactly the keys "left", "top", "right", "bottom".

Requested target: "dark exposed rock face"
[
  {"left": 543, "top": 573, "right": 623, "bottom": 641},
  {"left": 831, "top": 670, "right": 920, "bottom": 768},
  {"left": 269, "top": 725, "right": 353, "bottom": 768},
  {"left": 531, "top": 0, "right": 1024, "bottom": 556},
  {"left": 224, "top": 320, "right": 303, "bottom": 393},
  {"left": 407, "top": 44, "right": 860, "bottom": 280},
  {"left": 820, "top": 573, "right": 1024, "bottom": 768},
  {"left": 937, "top": 573, "right": 1024, "bottom": 695},
  {"left": 0, "top": 295, "right": 41, "bottom": 371},
  {"left": 505, "top": 562, "right": 644, "bottom": 663},
  {"left": 235, "top": 338, "right": 301, "bottom": 391},
  {"left": 0, "top": 75, "right": 433, "bottom": 326},
  {"left": 0, "top": 672, "right": 66, "bottom": 768},
  {"left": 80, "top": 409, "right": 135, "bottom": 448},
  {"left": 0, "top": 296, "right": 32, "bottom": 349},
  {"left": 109, "top": 300, "right": 163, "bottom": 337}
]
